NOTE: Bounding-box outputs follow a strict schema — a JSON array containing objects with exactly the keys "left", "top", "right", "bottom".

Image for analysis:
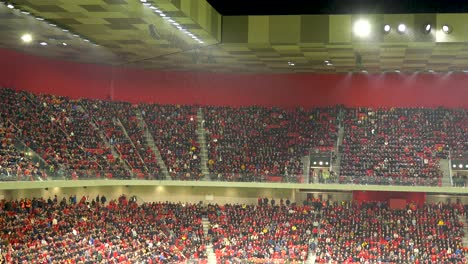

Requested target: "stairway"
[
  {"left": 84, "top": 110, "right": 133, "bottom": 177},
  {"left": 306, "top": 209, "right": 322, "bottom": 264},
  {"left": 331, "top": 123, "right": 345, "bottom": 180},
  {"left": 135, "top": 110, "right": 170, "bottom": 180},
  {"left": 302, "top": 155, "right": 311, "bottom": 183},
  {"left": 458, "top": 215, "right": 468, "bottom": 258},
  {"left": 439, "top": 159, "right": 452, "bottom": 187},
  {"left": 201, "top": 217, "right": 216, "bottom": 264},
  {"left": 306, "top": 253, "right": 316, "bottom": 264},
  {"left": 115, "top": 117, "right": 149, "bottom": 172},
  {"left": 196, "top": 108, "right": 210, "bottom": 180}
]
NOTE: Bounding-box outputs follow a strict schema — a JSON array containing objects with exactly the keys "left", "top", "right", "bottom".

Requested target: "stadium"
[{"left": 0, "top": 0, "right": 467, "bottom": 263}]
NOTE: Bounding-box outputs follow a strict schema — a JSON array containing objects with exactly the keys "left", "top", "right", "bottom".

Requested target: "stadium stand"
[
  {"left": 0, "top": 196, "right": 206, "bottom": 263},
  {"left": 316, "top": 200, "right": 466, "bottom": 263},
  {"left": 0, "top": 114, "right": 41, "bottom": 181},
  {"left": 206, "top": 202, "right": 313, "bottom": 262},
  {"left": 339, "top": 107, "right": 467, "bottom": 186},
  {"left": 82, "top": 100, "right": 162, "bottom": 179},
  {"left": 140, "top": 104, "right": 202, "bottom": 180},
  {"left": 0, "top": 88, "right": 466, "bottom": 186},
  {"left": 203, "top": 106, "right": 338, "bottom": 182},
  {"left": 0, "top": 196, "right": 464, "bottom": 263}
]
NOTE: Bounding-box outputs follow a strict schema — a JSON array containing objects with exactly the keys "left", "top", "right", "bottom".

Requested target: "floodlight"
[
  {"left": 21, "top": 33, "right": 32, "bottom": 43},
  {"left": 354, "top": 19, "right": 371, "bottom": 37},
  {"left": 397, "top": 24, "right": 406, "bottom": 34},
  {"left": 442, "top": 24, "right": 452, "bottom": 34},
  {"left": 383, "top": 24, "right": 391, "bottom": 33},
  {"left": 423, "top": 24, "right": 431, "bottom": 34}
]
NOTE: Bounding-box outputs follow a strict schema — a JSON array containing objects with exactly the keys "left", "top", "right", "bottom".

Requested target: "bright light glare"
[
  {"left": 398, "top": 24, "right": 406, "bottom": 33},
  {"left": 21, "top": 34, "right": 32, "bottom": 43},
  {"left": 383, "top": 24, "right": 391, "bottom": 32},
  {"left": 353, "top": 19, "right": 371, "bottom": 37},
  {"left": 442, "top": 25, "right": 451, "bottom": 33}
]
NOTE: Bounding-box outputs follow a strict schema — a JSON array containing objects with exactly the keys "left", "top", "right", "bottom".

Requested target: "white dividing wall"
[
  {"left": 426, "top": 194, "right": 468, "bottom": 204},
  {"left": 0, "top": 186, "right": 296, "bottom": 205},
  {"left": 1, "top": 186, "right": 464, "bottom": 205}
]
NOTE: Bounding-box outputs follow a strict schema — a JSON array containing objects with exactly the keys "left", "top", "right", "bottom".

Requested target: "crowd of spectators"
[
  {"left": 0, "top": 115, "right": 42, "bottom": 181},
  {"left": 453, "top": 172, "right": 467, "bottom": 187},
  {"left": 443, "top": 109, "right": 468, "bottom": 161},
  {"left": 0, "top": 196, "right": 206, "bottom": 263},
  {"left": 315, "top": 201, "right": 466, "bottom": 263},
  {"left": 118, "top": 103, "right": 164, "bottom": 180},
  {"left": 1, "top": 88, "right": 467, "bottom": 185},
  {"left": 141, "top": 104, "right": 202, "bottom": 180},
  {"left": 340, "top": 108, "right": 452, "bottom": 186},
  {"left": 206, "top": 200, "right": 315, "bottom": 262},
  {"left": 83, "top": 100, "right": 162, "bottom": 180},
  {"left": 203, "top": 106, "right": 338, "bottom": 182},
  {"left": 0, "top": 194, "right": 466, "bottom": 263},
  {"left": 38, "top": 94, "right": 130, "bottom": 179},
  {"left": 0, "top": 88, "right": 76, "bottom": 179}
]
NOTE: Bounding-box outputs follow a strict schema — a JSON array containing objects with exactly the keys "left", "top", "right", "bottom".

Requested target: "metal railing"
[{"left": 2, "top": 169, "right": 467, "bottom": 188}]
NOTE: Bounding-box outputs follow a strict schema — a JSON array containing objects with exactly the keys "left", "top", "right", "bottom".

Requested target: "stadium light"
[
  {"left": 383, "top": 24, "right": 391, "bottom": 34},
  {"left": 453, "top": 164, "right": 457, "bottom": 168},
  {"left": 423, "top": 24, "right": 431, "bottom": 34},
  {"left": 397, "top": 24, "right": 406, "bottom": 34},
  {"left": 21, "top": 33, "right": 32, "bottom": 43},
  {"left": 353, "top": 19, "right": 371, "bottom": 37},
  {"left": 459, "top": 164, "right": 463, "bottom": 169},
  {"left": 5, "top": 2, "right": 96, "bottom": 47},
  {"left": 442, "top": 24, "right": 452, "bottom": 34}
]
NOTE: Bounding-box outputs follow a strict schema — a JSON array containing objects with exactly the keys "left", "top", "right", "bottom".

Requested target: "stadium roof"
[{"left": 2, "top": 0, "right": 468, "bottom": 73}]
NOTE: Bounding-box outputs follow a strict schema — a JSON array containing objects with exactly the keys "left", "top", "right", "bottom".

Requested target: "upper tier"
[{"left": 0, "top": 88, "right": 466, "bottom": 187}]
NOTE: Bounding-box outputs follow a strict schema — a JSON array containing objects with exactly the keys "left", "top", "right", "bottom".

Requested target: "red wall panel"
[
  {"left": 353, "top": 191, "right": 426, "bottom": 207},
  {"left": 1, "top": 48, "right": 467, "bottom": 108},
  {"left": 0, "top": 49, "right": 112, "bottom": 100}
]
